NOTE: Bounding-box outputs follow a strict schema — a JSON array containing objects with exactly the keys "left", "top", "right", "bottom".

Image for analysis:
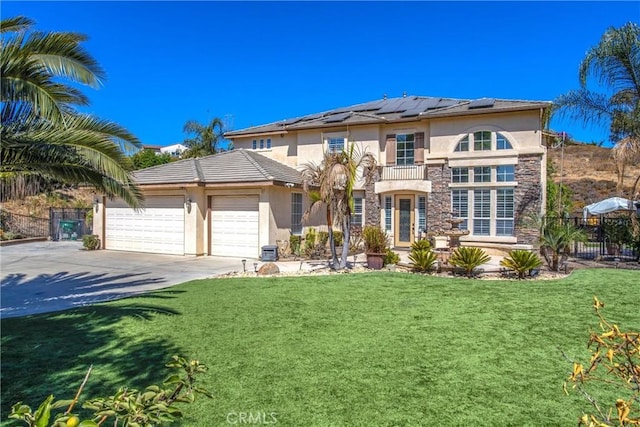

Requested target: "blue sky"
[{"left": 3, "top": 1, "right": 638, "bottom": 148}]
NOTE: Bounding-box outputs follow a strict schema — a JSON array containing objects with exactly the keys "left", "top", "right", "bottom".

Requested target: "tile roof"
[
  {"left": 224, "top": 95, "right": 551, "bottom": 138},
  {"left": 132, "top": 149, "right": 302, "bottom": 186}
]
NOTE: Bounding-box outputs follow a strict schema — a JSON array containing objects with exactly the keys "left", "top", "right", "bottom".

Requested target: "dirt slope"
[{"left": 547, "top": 143, "right": 640, "bottom": 214}]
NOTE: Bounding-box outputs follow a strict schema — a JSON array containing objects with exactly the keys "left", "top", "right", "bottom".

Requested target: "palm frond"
[{"left": 0, "top": 16, "right": 34, "bottom": 34}]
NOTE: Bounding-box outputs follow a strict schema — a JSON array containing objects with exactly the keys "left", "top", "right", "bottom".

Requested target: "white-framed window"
[
  {"left": 474, "top": 131, "right": 492, "bottom": 151},
  {"left": 455, "top": 135, "right": 469, "bottom": 152},
  {"left": 291, "top": 193, "right": 303, "bottom": 235},
  {"left": 418, "top": 196, "right": 426, "bottom": 233},
  {"left": 451, "top": 189, "right": 468, "bottom": 231},
  {"left": 454, "top": 131, "right": 515, "bottom": 153},
  {"left": 252, "top": 140, "right": 257, "bottom": 150},
  {"left": 266, "top": 138, "right": 271, "bottom": 149},
  {"left": 473, "top": 189, "right": 491, "bottom": 235},
  {"left": 352, "top": 197, "right": 363, "bottom": 227},
  {"left": 496, "top": 165, "right": 515, "bottom": 182},
  {"left": 497, "top": 133, "right": 513, "bottom": 150},
  {"left": 384, "top": 196, "right": 392, "bottom": 231},
  {"left": 451, "top": 187, "right": 516, "bottom": 237},
  {"left": 474, "top": 166, "right": 491, "bottom": 183},
  {"left": 328, "top": 137, "right": 345, "bottom": 154},
  {"left": 396, "top": 133, "right": 415, "bottom": 165},
  {"left": 452, "top": 167, "right": 469, "bottom": 183},
  {"left": 496, "top": 188, "right": 514, "bottom": 236}
]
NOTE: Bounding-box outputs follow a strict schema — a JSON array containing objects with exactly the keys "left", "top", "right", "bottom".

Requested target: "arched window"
[
  {"left": 454, "top": 135, "right": 469, "bottom": 152},
  {"left": 496, "top": 133, "right": 513, "bottom": 150}
]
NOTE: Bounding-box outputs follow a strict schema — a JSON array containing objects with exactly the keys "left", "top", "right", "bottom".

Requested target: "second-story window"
[
  {"left": 328, "top": 137, "right": 345, "bottom": 153},
  {"left": 452, "top": 167, "right": 469, "bottom": 183},
  {"left": 396, "top": 133, "right": 415, "bottom": 165}
]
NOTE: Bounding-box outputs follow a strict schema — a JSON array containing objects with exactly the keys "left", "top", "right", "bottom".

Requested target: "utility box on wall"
[{"left": 261, "top": 245, "right": 278, "bottom": 262}]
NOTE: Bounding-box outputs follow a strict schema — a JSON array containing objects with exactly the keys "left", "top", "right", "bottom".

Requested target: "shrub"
[
  {"left": 349, "top": 225, "right": 363, "bottom": 253},
  {"left": 333, "top": 230, "right": 343, "bottom": 247},
  {"left": 564, "top": 298, "right": 639, "bottom": 426},
  {"left": 9, "top": 355, "right": 212, "bottom": 427},
  {"left": 362, "top": 225, "right": 388, "bottom": 253},
  {"left": 82, "top": 234, "right": 100, "bottom": 250},
  {"left": 408, "top": 249, "right": 438, "bottom": 273},
  {"left": 411, "top": 239, "right": 431, "bottom": 252},
  {"left": 317, "top": 231, "right": 329, "bottom": 248},
  {"left": 304, "top": 228, "right": 317, "bottom": 256},
  {"left": 500, "top": 250, "right": 543, "bottom": 279},
  {"left": 449, "top": 246, "right": 490, "bottom": 277},
  {"left": 384, "top": 248, "right": 400, "bottom": 266},
  {"left": 537, "top": 217, "right": 587, "bottom": 271},
  {"left": 3, "top": 231, "right": 24, "bottom": 241},
  {"left": 289, "top": 235, "right": 301, "bottom": 256}
]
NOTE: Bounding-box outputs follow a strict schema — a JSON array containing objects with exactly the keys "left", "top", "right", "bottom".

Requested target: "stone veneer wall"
[
  {"left": 365, "top": 167, "right": 381, "bottom": 226},
  {"left": 515, "top": 154, "right": 543, "bottom": 245},
  {"left": 427, "top": 162, "right": 451, "bottom": 232}
]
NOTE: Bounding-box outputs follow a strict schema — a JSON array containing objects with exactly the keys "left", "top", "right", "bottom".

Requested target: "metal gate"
[{"left": 49, "top": 208, "right": 93, "bottom": 241}]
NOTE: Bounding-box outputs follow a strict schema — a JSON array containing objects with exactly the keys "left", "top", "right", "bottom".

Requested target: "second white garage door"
[
  {"left": 105, "top": 196, "right": 185, "bottom": 255},
  {"left": 211, "top": 196, "right": 259, "bottom": 258}
]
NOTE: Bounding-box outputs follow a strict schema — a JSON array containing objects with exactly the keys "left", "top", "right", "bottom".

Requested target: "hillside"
[{"left": 547, "top": 143, "right": 640, "bottom": 214}]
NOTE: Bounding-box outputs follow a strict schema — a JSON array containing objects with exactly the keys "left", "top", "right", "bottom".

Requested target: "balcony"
[
  {"left": 380, "top": 165, "right": 427, "bottom": 181},
  {"left": 375, "top": 165, "right": 431, "bottom": 194}
]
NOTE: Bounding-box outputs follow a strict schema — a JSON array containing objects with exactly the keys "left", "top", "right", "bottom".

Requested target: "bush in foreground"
[{"left": 9, "top": 355, "right": 211, "bottom": 427}]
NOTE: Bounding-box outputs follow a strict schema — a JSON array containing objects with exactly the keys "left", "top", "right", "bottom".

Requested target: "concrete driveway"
[{"left": 0, "top": 241, "right": 249, "bottom": 319}]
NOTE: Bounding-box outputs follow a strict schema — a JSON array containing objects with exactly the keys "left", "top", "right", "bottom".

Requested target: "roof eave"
[{"left": 225, "top": 130, "right": 288, "bottom": 139}]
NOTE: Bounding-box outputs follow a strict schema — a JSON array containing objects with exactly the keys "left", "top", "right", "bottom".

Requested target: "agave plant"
[
  {"left": 408, "top": 248, "right": 438, "bottom": 273},
  {"left": 449, "top": 246, "right": 490, "bottom": 278},
  {"left": 500, "top": 250, "right": 543, "bottom": 279},
  {"left": 410, "top": 239, "right": 432, "bottom": 252}
]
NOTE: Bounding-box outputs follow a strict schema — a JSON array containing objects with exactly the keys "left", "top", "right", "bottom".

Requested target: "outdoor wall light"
[
  {"left": 93, "top": 197, "right": 100, "bottom": 213},
  {"left": 242, "top": 259, "right": 246, "bottom": 272},
  {"left": 185, "top": 197, "right": 192, "bottom": 213},
  {"left": 253, "top": 262, "right": 258, "bottom": 272}
]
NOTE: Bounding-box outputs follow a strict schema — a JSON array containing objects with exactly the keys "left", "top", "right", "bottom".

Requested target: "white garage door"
[
  {"left": 105, "top": 196, "right": 185, "bottom": 255},
  {"left": 211, "top": 196, "right": 259, "bottom": 258}
]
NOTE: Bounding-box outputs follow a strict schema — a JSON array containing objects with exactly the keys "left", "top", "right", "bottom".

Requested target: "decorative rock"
[{"left": 257, "top": 262, "right": 280, "bottom": 275}]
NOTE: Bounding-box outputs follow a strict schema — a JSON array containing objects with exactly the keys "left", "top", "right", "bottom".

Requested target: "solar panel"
[
  {"left": 300, "top": 113, "right": 323, "bottom": 121},
  {"left": 376, "top": 99, "right": 408, "bottom": 114},
  {"left": 468, "top": 98, "right": 496, "bottom": 109},
  {"left": 417, "top": 98, "right": 442, "bottom": 110},
  {"left": 435, "top": 99, "right": 459, "bottom": 108},
  {"left": 323, "top": 112, "right": 352, "bottom": 123},
  {"left": 354, "top": 100, "right": 387, "bottom": 111},
  {"left": 400, "top": 107, "right": 426, "bottom": 118},
  {"left": 282, "top": 117, "right": 303, "bottom": 125}
]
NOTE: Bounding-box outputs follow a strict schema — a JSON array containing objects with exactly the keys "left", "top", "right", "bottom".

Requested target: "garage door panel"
[
  {"left": 211, "top": 196, "right": 259, "bottom": 258},
  {"left": 105, "top": 196, "right": 185, "bottom": 255}
]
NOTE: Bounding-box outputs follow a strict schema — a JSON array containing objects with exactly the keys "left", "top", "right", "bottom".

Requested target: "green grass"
[{"left": 2, "top": 269, "right": 639, "bottom": 426}]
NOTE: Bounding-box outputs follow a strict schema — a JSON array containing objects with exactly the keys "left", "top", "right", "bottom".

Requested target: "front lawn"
[{"left": 1, "top": 269, "right": 638, "bottom": 426}]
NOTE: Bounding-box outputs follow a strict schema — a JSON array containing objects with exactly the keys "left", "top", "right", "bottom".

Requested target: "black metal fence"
[
  {"left": 570, "top": 216, "right": 638, "bottom": 260},
  {"left": 49, "top": 208, "right": 92, "bottom": 241},
  {"left": 0, "top": 210, "right": 49, "bottom": 239}
]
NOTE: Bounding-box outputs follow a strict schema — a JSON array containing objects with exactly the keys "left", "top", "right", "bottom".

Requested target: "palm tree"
[
  {"left": 553, "top": 22, "right": 640, "bottom": 196},
  {"left": 1, "top": 16, "right": 143, "bottom": 207},
  {"left": 300, "top": 143, "right": 376, "bottom": 270},
  {"left": 181, "top": 118, "right": 225, "bottom": 158}
]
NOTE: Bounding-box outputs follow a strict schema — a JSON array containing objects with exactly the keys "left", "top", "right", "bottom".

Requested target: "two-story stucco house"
[{"left": 93, "top": 95, "right": 550, "bottom": 258}]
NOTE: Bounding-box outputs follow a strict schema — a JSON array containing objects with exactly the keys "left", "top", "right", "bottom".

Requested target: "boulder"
[{"left": 257, "top": 262, "right": 280, "bottom": 276}]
